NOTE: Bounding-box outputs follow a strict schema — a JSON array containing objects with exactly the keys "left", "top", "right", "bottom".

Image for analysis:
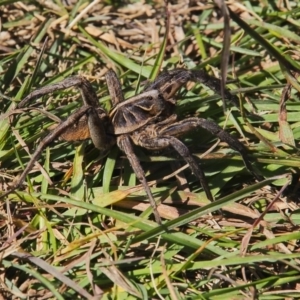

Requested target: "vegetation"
[{"left": 1, "top": 1, "right": 300, "bottom": 299}]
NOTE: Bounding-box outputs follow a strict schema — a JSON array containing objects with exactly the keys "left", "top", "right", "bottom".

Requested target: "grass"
[{"left": 1, "top": 1, "right": 300, "bottom": 299}]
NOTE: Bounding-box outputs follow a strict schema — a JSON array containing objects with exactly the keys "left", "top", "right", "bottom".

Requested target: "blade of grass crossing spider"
[
  {"left": 227, "top": 110, "right": 247, "bottom": 140},
  {"left": 70, "top": 143, "right": 86, "bottom": 200},
  {"left": 103, "top": 146, "right": 119, "bottom": 194},
  {"left": 228, "top": 8, "right": 300, "bottom": 72},
  {"left": 78, "top": 25, "right": 151, "bottom": 77}
]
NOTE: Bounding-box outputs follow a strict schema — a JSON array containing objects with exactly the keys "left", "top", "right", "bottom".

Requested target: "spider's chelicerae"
[{"left": 2, "top": 69, "right": 262, "bottom": 224}]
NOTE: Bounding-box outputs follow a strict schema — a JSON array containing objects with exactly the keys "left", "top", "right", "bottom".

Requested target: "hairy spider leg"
[
  {"left": 17, "top": 76, "right": 112, "bottom": 152},
  {"left": 105, "top": 70, "right": 163, "bottom": 224},
  {"left": 159, "top": 117, "right": 263, "bottom": 181},
  {"left": 136, "top": 134, "right": 214, "bottom": 202},
  {"left": 0, "top": 105, "right": 93, "bottom": 200},
  {"left": 118, "top": 135, "right": 162, "bottom": 224},
  {"left": 144, "top": 68, "right": 241, "bottom": 109},
  {"left": 18, "top": 76, "right": 100, "bottom": 108},
  {"left": 105, "top": 69, "right": 125, "bottom": 105}
]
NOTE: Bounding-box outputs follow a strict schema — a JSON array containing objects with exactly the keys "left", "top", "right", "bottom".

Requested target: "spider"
[{"left": 1, "top": 68, "right": 262, "bottom": 224}]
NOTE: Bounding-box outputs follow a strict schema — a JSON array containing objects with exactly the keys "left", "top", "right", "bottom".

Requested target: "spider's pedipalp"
[
  {"left": 105, "top": 69, "right": 125, "bottom": 106},
  {"left": 87, "top": 108, "right": 115, "bottom": 152}
]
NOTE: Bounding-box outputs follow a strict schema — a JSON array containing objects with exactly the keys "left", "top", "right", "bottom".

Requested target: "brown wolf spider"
[{"left": 1, "top": 68, "right": 262, "bottom": 224}]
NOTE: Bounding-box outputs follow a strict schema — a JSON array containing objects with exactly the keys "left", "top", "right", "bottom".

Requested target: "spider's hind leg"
[
  {"left": 159, "top": 117, "right": 263, "bottom": 181},
  {"left": 144, "top": 68, "right": 240, "bottom": 109},
  {"left": 136, "top": 134, "right": 214, "bottom": 202}
]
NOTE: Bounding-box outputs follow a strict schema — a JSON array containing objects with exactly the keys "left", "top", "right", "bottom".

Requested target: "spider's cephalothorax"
[{"left": 2, "top": 69, "right": 262, "bottom": 224}]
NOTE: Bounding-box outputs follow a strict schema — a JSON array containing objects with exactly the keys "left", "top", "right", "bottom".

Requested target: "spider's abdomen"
[{"left": 58, "top": 108, "right": 109, "bottom": 142}]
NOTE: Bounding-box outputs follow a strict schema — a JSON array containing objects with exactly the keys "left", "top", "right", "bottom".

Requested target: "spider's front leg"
[
  {"left": 18, "top": 76, "right": 101, "bottom": 109},
  {"left": 17, "top": 76, "right": 112, "bottom": 153},
  {"left": 2, "top": 75, "right": 117, "bottom": 200},
  {"left": 159, "top": 117, "right": 263, "bottom": 181},
  {"left": 105, "top": 70, "right": 164, "bottom": 224},
  {"left": 117, "top": 135, "right": 162, "bottom": 224},
  {"left": 0, "top": 105, "right": 94, "bottom": 200}
]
